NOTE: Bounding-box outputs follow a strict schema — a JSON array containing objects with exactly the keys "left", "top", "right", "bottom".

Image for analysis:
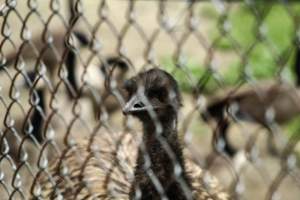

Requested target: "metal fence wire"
[{"left": 0, "top": 0, "right": 300, "bottom": 199}]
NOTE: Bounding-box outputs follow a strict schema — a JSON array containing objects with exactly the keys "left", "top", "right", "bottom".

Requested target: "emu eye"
[
  {"left": 147, "top": 87, "right": 167, "bottom": 102},
  {"left": 123, "top": 79, "right": 136, "bottom": 98}
]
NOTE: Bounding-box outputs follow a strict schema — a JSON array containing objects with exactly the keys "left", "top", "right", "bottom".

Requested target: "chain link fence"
[{"left": 0, "top": 0, "right": 300, "bottom": 199}]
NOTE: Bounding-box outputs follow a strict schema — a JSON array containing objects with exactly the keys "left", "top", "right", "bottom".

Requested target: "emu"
[
  {"left": 32, "top": 68, "right": 229, "bottom": 200},
  {"left": 0, "top": 30, "right": 89, "bottom": 98},
  {"left": 202, "top": 44, "right": 300, "bottom": 158},
  {"left": 0, "top": 72, "right": 46, "bottom": 164}
]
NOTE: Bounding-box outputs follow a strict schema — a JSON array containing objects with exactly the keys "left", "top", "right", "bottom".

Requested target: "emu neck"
[
  {"left": 31, "top": 89, "right": 45, "bottom": 143},
  {"left": 65, "top": 50, "right": 78, "bottom": 98},
  {"left": 130, "top": 115, "right": 192, "bottom": 199},
  {"left": 143, "top": 115, "right": 177, "bottom": 139}
]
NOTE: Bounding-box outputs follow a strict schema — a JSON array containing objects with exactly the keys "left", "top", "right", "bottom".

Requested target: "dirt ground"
[{"left": 0, "top": 0, "right": 300, "bottom": 199}]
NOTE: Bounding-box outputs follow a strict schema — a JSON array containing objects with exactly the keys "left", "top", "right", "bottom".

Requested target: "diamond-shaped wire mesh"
[{"left": 0, "top": 0, "right": 300, "bottom": 199}]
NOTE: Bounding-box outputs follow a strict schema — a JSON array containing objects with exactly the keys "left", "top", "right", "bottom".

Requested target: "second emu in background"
[{"left": 202, "top": 43, "right": 300, "bottom": 158}]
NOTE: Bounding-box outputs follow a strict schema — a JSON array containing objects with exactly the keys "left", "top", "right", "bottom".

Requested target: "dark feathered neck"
[
  {"left": 130, "top": 115, "right": 193, "bottom": 200},
  {"left": 30, "top": 88, "right": 45, "bottom": 143}
]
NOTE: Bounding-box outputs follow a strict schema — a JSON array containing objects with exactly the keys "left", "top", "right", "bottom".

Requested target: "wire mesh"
[{"left": 0, "top": 0, "right": 300, "bottom": 199}]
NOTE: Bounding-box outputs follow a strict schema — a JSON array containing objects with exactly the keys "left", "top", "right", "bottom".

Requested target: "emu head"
[{"left": 122, "top": 68, "right": 181, "bottom": 122}]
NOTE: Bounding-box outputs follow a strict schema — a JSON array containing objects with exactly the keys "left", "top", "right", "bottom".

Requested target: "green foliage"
[
  {"left": 284, "top": 116, "right": 300, "bottom": 137},
  {"left": 198, "top": 3, "right": 220, "bottom": 19},
  {"left": 247, "top": 44, "right": 276, "bottom": 79},
  {"left": 202, "top": 4, "right": 300, "bottom": 79},
  {"left": 206, "top": 4, "right": 297, "bottom": 50},
  {"left": 161, "top": 57, "right": 243, "bottom": 93},
  {"left": 161, "top": 57, "right": 206, "bottom": 92},
  {"left": 161, "top": 4, "right": 300, "bottom": 93},
  {"left": 185, "top": 4, "right": 300, "bottom": 89}
]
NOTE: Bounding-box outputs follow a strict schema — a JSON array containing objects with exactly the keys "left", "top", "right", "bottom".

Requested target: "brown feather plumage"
[{"left": 32, "top": 130, "right": 229, "bottom": 200}]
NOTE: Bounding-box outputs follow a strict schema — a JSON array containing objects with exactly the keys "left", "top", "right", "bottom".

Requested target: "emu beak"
[{"left": 123, "top": 95, "right": 146, "bottom": 115}]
